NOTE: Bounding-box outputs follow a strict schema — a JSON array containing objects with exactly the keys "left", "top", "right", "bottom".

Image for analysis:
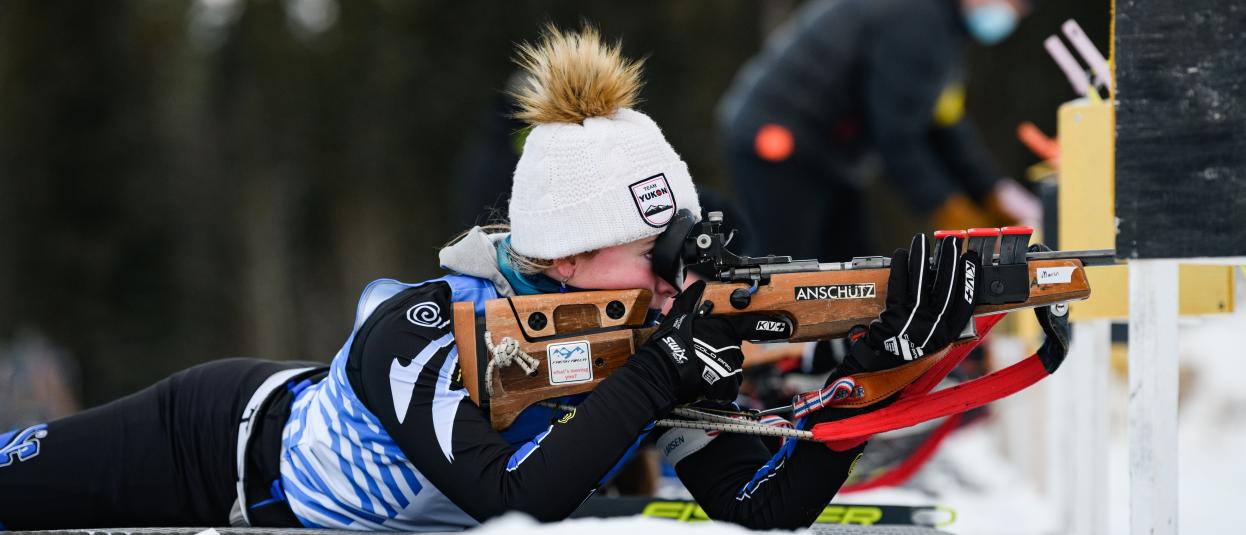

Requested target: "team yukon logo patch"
[
  {"left": 547, "top": 340, "right": 593, "bottom": 385},
  {"left": 794, "top": 283, "right": 876, "bottom": 301},
  {"left": 630, "top": 174, "right": 677, "bottom": 227}
]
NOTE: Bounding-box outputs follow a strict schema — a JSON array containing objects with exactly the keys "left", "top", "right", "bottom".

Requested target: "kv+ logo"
[
  {"left": 755, "top": 320, "right": 787, "bottom": 333},
  {"left": 963, "top": 261, "right": 976, "bottom": 304}
]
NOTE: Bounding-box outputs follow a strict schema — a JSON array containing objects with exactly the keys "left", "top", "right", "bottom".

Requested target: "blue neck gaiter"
[{"left": 496, "top": 236, "right": 568, "bottom": 296}]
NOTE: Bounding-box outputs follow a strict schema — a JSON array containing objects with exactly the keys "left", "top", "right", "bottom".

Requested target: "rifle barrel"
[
  {"left": 716, "top": 248, "right": 1118, "bottom": 280},
  {"left": 1025, "top": 248, "right": 1117, "bottom": 266}
]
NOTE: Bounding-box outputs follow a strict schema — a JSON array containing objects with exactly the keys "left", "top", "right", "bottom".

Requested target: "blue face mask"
[{"left": 964, "top": 2, "right": 1020, "bottom": 46}]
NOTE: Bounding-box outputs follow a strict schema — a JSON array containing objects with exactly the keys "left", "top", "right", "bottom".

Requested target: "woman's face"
[{"left": 553, "top": 235, "right": 679, "bottom": 310}]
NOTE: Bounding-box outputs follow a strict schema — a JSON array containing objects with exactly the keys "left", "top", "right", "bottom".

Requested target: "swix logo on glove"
[
  {"left": 662, "top": 336, "right": 687, "bottom": 364},
  {"left": 964, "top": 261, "right": 976, "bottom": 304}
]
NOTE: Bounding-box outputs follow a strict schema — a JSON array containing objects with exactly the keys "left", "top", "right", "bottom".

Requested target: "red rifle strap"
[
  {"left": 796, "top": 314, "right": 1007, "bottom": 419},
  {"left": 901, "top": 314, "right": 1007, "bottom": 398},
  {"left": 811, "top": 312, "right": 1025, "bottom": 443},
  {"left": 811, "top": 351, "right": 1050, "bottom": 442}
]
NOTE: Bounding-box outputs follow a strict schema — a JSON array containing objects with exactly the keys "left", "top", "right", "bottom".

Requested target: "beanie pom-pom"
[{"left": 510, "top": 25, "right": 644, "bottom": 126}]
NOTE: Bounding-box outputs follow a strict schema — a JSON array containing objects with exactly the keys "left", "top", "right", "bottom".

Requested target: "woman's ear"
[{"left": 551, "top": 256, "right": 577, "bottom": 281}]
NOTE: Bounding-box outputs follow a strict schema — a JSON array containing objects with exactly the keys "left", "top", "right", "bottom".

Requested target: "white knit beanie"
[{"left": 507, "top": 26, "right": 701, "bottom": 260}]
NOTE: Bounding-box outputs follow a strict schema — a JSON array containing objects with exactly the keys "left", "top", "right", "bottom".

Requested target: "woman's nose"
[{"left": 655, "top": 277, "right": 678, "bottom": 301}]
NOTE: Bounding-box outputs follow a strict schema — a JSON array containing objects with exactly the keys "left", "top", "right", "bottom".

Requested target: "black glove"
[
  {"left": 1029, "top": 244, "right": 1072, "bottom": 374},
  {"left": 839, "top": 234, "right": 981, "bottom": 377},
  {"left": 638, "top": 280, "right": 793, "bottom": 403}
]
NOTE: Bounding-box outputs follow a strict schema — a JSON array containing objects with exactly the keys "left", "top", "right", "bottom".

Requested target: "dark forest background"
[{"left": 0, "top": 0, "right": 1107, "bottom": 411}]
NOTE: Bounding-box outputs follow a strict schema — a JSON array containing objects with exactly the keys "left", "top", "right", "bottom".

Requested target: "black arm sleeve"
[
  {"left": 675, "top": 431, "right": 865, "bottom": 530},
  {"left": 345, "top": 282, "right": 679, "bottom": 523}
]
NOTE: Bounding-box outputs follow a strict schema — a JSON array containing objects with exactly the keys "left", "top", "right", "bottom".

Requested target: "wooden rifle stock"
[
  {"left": 453, "top": 289, "right": 656, "bottom": 430},
  {"left": 453, "top": 256, "right": 1094, "bottom": 430}
]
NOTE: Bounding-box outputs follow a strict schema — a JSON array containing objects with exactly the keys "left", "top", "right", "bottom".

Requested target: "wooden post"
[
  {"left": 1128, "top": 259, "right": 1179, "bottom": 535},
  {"left": 1048, "top": 318, "right": 1110, "bottom": 534},
  {"left": 1055, "top": 98, "right": 1115, "bottom": 535}
]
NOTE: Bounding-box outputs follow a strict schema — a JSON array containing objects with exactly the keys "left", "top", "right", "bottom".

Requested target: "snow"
[
  {"left": 466, "top": 511, "right": 786, "bottom": 535},
  {"left": 836, "top": 425, "right": 1058, "bottom": 535}
]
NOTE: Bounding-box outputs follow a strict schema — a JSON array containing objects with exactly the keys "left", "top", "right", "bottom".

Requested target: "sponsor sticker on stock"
[
  {"left": 1036, "top": 266, "right": 1075, "bottom": 285},
  {"left": 547, "top": 340, "right": 593, "bottom": 385}
]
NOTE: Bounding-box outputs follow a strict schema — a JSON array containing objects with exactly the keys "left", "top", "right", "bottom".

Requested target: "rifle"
[{"left": 454, "top": 210, "right": 1113, "bottom": 430}]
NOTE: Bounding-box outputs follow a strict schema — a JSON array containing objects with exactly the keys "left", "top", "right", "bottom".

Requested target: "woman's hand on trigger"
[{"left": 637, "top": 280, "right": 791, "bottom": 403}]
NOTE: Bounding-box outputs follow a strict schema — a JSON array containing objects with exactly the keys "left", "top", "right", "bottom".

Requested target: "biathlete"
[{"left": 0, "top": 26, "right": 979, "bottom": 531}]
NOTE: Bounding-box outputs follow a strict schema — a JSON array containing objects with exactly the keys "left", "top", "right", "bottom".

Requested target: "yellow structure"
[{"left": 1057, "top": 99, "right": 1234, "bottom": 321}]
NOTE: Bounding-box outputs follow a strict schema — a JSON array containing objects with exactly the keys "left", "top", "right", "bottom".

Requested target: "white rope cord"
[
  {"left": 537, "top": 401, "right": 818, "bottom": 441},
  {"left": 483, "top": 330, "right": 541, "bottom": 397}
]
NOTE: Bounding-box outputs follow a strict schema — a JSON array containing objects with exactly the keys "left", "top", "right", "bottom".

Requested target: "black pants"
[
  {"left": 727, "top": 142, "right": 872, "bottom": 263},
  {"left": 0, "top": 358, "right": 314, "bottom": 530}
]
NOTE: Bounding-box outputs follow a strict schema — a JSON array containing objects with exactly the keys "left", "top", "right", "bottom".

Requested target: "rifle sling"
[
  {"left": 828, "top": 348, "right": 948, "bottom": 409},
  {"left": 813, "top": 352, "right": 1048, "bottom": 442},
  {"left": 810, "top": 313, "right": 1059, "bottom": 442},
  {"left": 815, "top": 314, "right": 1003, "bottom": 410}
]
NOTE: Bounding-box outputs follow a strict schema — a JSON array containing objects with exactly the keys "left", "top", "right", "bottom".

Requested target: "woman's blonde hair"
[{"left": 444, "top": 223, "right": 553, "bottom": 276}]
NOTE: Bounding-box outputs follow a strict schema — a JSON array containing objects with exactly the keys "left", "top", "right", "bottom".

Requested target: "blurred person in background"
[
  {"left": 718, "top": 0, "right": 1042, "bottom": 263},
  {"left": 0, "top": 26, "right": 979, "bottom": 531}
]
